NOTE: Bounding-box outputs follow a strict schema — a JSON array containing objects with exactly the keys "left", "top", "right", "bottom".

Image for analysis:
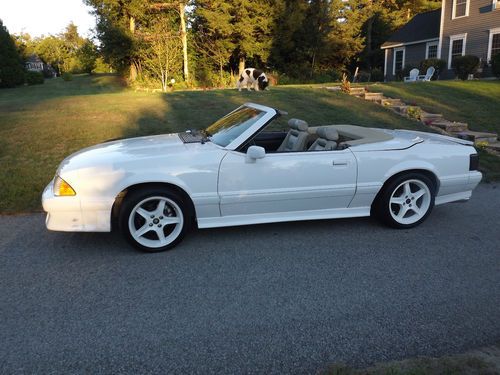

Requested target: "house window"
[
  {"left": 426, "top": 41, "right": 438, "bottom": 59},
  {"left": 393, "top": 47, "right": 405, "bottom": 75},
  {"left": 487, "top": 28, "right": 500, "bottom": 62},
  {"left": 452, "top": 0, "right": 469, "bottom": 18},
  {"left": 492, "top": 34, "right": 500, "bottom": 56},
  {"left": 448, "top": 34, "right": 466, "bottom": 68}
]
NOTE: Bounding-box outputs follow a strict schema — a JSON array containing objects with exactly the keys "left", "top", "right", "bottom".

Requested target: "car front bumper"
[{"left": 42, "top": 181, "right": 111, "bottom": 232}]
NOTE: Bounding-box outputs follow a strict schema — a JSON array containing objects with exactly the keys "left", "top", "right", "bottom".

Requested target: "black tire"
[
  {"left": 372, "top": 173, "right": 436, "bottom": 229},
  {"left": 119, "top": 187, "right": 193, "bottom": 252}
]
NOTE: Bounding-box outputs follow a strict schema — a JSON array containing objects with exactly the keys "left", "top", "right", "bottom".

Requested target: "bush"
[
  {"left": 61, "top": 72, "right": 73, "bottom": 81},
  {"left": 370, "top": 68, "right": 384, "bottom": 82},
  {"left": 491, "top": 53, "right": 500, "bottom": 78},
  {"left": 355, "top": 71, "right": 371, "bottom": 82},
  {"left": 25, "top": 71, "right": 44, "bottom": 85},
  {"left": 395, "top": 66, "right": 414, "bottom": 81},
  {"left": 451, "top": 55, "right": 480, "bottom": 80},
  {"left": 419, "top": 58, "right": 446, "bottom": 80}
]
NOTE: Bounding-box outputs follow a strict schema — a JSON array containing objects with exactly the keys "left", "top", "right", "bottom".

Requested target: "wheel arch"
[
  {"left": 111, "top": 182, "right": 196, "bottom": 231},
  {"left": 371, "top": 168, "right": 440, "bottom": 211}
]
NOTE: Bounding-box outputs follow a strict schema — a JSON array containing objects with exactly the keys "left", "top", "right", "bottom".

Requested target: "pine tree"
[
  {"left": 0, "top": 20, "right": 25, "bottom": 88},
  {"left": 84, "top": 0, "right": 147, "bottom": 77}
]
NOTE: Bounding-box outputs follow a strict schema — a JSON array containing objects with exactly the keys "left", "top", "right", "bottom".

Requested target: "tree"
[
  {"left": 269, "top": 0, "right": 362, "bottom": 77},
  {"left": 192, "top": 0, "right": 235, "bottom": 81},
  {"left": 78, "top": 39, "right": 99, "bottom": 73},
  {"left": 230, "top": 0, "right": 276, "bottom": 73},
  {"left": 0, "top": 20, "right": 25, "bottom": 88},
  {"left": 140, "top": 16, "right": 183, "bottom": 91},
  {"left": 34, "top": 35, "right": 66, "bottom": 74},
  {"left": 84, "top": 0, "right": 147, "bottom": 78}
]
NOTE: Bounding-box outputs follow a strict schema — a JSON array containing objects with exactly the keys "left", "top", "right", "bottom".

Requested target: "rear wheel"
[
  {"left": 119, "top": 188, "right": 192, "bottom": 252},
  {"left": 373, "top": 173, "right": 435, "bottom": 229}
]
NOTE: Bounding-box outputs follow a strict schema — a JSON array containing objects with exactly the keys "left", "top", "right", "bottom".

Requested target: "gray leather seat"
[
  {"left": 277, "top": 119, "right": 309, "bottom": 152},
  {"left": 308, "top": 126, "right": 339, "bottom": 151}
]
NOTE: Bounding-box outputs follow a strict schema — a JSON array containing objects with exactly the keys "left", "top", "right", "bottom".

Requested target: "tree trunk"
[
  {"left": 238, "top": 57, "right": 245, "bottom": 75},
  {"left": 129, "top": 16, "right": 137, "bottom": 81},
  {"left": 220, "top": 61, "right": 223, "bottom": 86},
  {"left": 366, "top": 16, "right": 374, "bottom": 70},
  {"left": 179, "top": 3, "right": 189, "bottom": 84}
]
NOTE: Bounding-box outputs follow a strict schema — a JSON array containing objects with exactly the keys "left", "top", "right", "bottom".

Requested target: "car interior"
[{"left": 240, "top": 118, "right": 394, "bottom": 153}]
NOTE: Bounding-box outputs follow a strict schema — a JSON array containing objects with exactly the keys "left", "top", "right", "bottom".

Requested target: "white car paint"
[{"left": 42, "top": 103, "right": 482, "bottom": 233}]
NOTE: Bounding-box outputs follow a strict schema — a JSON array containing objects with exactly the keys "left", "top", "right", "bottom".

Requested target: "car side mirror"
[{"left": 245, "top": 146, "right": 266, "bottom": 163}]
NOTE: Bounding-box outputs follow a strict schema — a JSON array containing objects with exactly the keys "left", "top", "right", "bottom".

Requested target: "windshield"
[{"left": 205, "top": 106, "right": 266, "bottom": 147}]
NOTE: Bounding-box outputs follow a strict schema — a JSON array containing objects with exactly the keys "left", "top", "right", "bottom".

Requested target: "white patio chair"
[
  {"left": 417, "top": 66, "right": 435, "bottom": 81},
  {"left": 404, "top": 68, "right": 419, "bottom": 82}
]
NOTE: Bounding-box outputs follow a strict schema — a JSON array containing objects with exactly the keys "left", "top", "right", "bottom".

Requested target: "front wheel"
[
  {"left": 119, "top": 188, "right": 192, "bottom": 252},
  {"left": 373, "top": 173, "right": 435, "bottom": 229}
]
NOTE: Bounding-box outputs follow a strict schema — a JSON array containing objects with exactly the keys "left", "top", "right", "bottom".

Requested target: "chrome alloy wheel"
[
  {"left": 128, "top": 196, "right": 184, "bottom": 249},
  {"left": 389, "top": 179, "right": 431, "bottom": 225}
]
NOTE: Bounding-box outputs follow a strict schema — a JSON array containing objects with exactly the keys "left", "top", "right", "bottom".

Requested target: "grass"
[
  {"left": 0, "top": 74, "right": 497, "bottom": 213},
  {"left": 323, "top": 345, "right": 500, "bottom": 375},
  {"left": 371, "top": 80, "right": 500, "bottom": 134}
]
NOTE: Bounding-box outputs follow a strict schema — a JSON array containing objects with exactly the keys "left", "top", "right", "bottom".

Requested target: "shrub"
[
  {"left": 419, "top": 58, "right": 446, "bottom": 80},
  {"left": 491, "top": 53, "right": 500, "bottom": 78},
  {"left": 370, "top": 68, "right": 384, "bottom": 82},
  {"left": 25, "top": 71, "right": 44, "bottom": 85},
  {"left": 451, "top": 55, "right": 480, "bottom": 80},
  {"left": 61, "top": 72, "right": 73, "bottom": 81},
  {"left": 407, "top": 106, "right": 422, "bottom": 120},
  {"left": 355, "top": 71, "right": 371, "bottom": 82},
  {"left": 395, "top": 66, "right": 414, "bottom": 81},
  {"left": 340, "top": 73, "right": 351, "bottom": 94}
]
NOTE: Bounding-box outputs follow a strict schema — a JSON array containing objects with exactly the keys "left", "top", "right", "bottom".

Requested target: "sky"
[{"left": 0, "top": 0, "right": 96, "bottom": 37}]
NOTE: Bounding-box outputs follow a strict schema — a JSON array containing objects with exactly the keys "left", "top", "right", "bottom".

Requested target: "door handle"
[{"left": 332, "top": 160, "right": 348, "bottom": 166}]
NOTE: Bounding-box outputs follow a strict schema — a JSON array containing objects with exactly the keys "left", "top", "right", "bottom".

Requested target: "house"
[
  {"left": 25, "top": 55, "right": 44, "bottom": 72},
  {"left": 25, "top": 55, "right": 57, "bottom": 77},
  {"left": 382, "top": 0, "right": 500, "bottom": 80}
]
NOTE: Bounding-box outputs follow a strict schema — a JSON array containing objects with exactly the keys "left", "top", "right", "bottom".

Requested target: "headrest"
[
  {"left": 316, "top": 126, "right": 339, "bottom": 141},
  {"left": 288, "top": 119, "right": 308, "bottom": 131}
]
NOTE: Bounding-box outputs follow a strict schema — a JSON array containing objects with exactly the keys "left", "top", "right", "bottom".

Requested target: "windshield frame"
[{"left": 206, "top": 103, "right": 278, "bottom": 150}]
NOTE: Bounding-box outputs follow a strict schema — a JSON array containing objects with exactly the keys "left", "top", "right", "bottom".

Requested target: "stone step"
[
  {"left": 456, "top": 130, "right": 498, "bottom": 144},
  {"left": 420, "top": 112, "right": 444, "bottom": 124},
  {"left": 431, "top": 120, "right": 468, "bottom": 133},
  {"left": 325, "top": 86, "right": 341, "bottom": 92},
  {"left": 349, "top": 87, "right": 366, "bottom": 95},
  {"left": 390, "top": 105, "right": 409, "bottom": 114},
  {"left": 381, "top": 98, "right": 404, "bottom": 107},
  {"left": 485, "top": 142, "right": 500, "bottom": 151},
  {"left": 364, "top": 92, "right": 384, "bottom": 101}
]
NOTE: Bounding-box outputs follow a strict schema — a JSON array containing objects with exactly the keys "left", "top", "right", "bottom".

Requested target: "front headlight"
[{"left": 53, "top": 175, "right": 76, "bottom": 196}]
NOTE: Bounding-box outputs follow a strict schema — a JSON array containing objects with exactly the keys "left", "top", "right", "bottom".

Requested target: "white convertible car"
[{"left": 43, "top": 103, "right": 482, "bottom": 252}]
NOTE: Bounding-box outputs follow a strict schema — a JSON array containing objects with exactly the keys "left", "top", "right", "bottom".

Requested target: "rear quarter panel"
[{"left": 349, "top": 142, "right": 475, "bottom": 208}]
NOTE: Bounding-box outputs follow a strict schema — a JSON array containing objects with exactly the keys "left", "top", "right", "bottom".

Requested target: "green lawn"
[
  {"left": 0, "top": 74, "right": 496, "bottom": 213},
  {"left": 371, "top": 80, "right": 500, "bottom": 134}
]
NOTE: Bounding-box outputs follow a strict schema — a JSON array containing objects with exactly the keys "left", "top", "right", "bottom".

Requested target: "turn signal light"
[{"left": 54, "top": 176, "right": 76, "bottom": 196}]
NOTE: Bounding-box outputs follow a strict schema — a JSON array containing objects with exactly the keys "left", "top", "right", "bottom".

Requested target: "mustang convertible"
[{"left": 43, "top": 103, "right": 482, "bottom": 252}]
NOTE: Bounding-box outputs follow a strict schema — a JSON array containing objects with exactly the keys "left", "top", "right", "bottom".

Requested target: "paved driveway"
[{"left": 1, "top": 183, "right": 499, "bottom": 374}]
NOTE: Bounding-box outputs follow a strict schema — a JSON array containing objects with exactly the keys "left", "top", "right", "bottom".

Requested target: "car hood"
[{"left": 57, "top": 133, "right": 216, "bottom": 175}]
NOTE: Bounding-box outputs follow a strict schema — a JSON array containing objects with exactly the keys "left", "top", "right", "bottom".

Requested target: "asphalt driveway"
[{"left": 1, "top": 183, "right": 499, "bottom": 374}]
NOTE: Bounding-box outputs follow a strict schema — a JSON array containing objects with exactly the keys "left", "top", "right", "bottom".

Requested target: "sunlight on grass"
[{"left": 373, "top": 80, "right": 500, "bottom": 133}]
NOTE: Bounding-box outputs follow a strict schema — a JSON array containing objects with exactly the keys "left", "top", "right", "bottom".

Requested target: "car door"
[{"left": 217, "top": 149, "right": 357, "bottom": 216}]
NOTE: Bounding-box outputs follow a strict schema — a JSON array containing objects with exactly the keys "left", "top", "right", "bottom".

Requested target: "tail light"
[{"left": 469, "top": 154, "right": 479, "bottom": 171}]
